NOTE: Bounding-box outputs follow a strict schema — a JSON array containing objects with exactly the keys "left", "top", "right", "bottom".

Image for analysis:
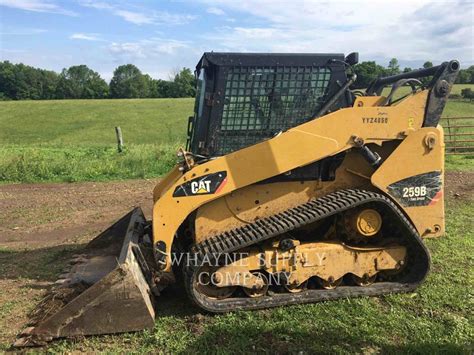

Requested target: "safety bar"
[{"left": 366, "top": 61, "right": 460, "bottom": 96}]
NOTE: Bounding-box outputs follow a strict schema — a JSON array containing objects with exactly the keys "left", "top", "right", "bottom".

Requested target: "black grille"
[{"left": 215, "top": 66, "right": 331, "bottom": 154}]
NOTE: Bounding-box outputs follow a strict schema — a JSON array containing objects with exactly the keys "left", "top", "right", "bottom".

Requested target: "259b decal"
[
  {"left": 173, "top": 171, "right": 227, "bottom": 197},
  {"left": 402, "top": 186, "right": 427, "bottom": 198},
  {"left": 387, "top": 171, "right": 442, "bottom": 207}
]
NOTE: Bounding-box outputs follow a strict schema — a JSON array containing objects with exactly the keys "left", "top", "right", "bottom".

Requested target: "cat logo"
[
  {"left": 173, "top": 171, "right": 227, "bottom": 197},
  {"left": 191, "top": 180, "right": 212, "bottom": 194}
]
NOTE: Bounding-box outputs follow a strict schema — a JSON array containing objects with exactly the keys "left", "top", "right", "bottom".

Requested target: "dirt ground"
[
  {"left": 0, "top": 172, "right": 473, "bottom": 347},
  {"left": 0, "top": 179, "right": 158, "bottom": 249}
]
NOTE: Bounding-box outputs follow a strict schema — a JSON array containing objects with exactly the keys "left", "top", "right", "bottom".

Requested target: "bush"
[{"left": 461, "top": 88, "right": 474, "bottom": 101}]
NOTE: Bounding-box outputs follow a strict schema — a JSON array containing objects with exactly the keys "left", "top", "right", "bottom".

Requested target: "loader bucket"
[{"left": 14, "top": 208, "right": 156, "bottom": 347}]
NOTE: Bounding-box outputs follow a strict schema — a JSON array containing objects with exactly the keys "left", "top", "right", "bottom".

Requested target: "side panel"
[
  {"left": 153, "top": 91, "right": 429, "bottom": 271},
  {"left": 371, "top": 127, "right": 445, "bottom": 238},
  {"left": 194, "top": 149, "right": 377, "bottom": 242}
]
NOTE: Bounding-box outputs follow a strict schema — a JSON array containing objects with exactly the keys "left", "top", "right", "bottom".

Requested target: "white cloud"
[
  {"left": 207, "top": 7, "right": 225, "bottom": 16},
  {"left": 77, "top": 0, "right": 113, "bottom": 10},
  {"left": 0, "top": 0, "right": 77, "bottom": 16},
  {"left": 1, "top": 27, "right": 47, "bottom": 35},
  {"left": 106, "top": 38, "right": 199, "bottom": 79},
  {"left": 151, "top": 11, "right": 196, "bottom": 25},
  {"left": 114, "top": 10, "right": 154, "bottom": 25},
  {"left": 198, "top": 0, "right": 473, "bottom": 66},
  {"left": 113, "top": 10, "right": 196, "bottom": 26},
  {"left": 70, "top": 33, "right": 102, "bottom": 41},
  {"left": 79, "top": 1, "right": 196, "bottom": 26},
  {"left": 109, "top": 38, "right": 190, "bottom": 59}
]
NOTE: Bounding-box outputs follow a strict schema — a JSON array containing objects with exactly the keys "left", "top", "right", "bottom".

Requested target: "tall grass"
[{"left": 0, "top": 144, "right": 179, "bottom": 183}]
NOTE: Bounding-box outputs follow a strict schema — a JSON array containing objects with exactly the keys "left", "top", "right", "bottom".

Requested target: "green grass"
[
  {"left": 0, "top": 98, "right": 192, "bottom": 146},
  {"left": 449, "top": 83, "right": 474, "bottom": 95},
  {"left": 1, "top": 199, "right": 470, "bottom": 353},
  {"left": 445, "top": 155, "right": 474, "bottom": 171},
  {"left": 0, "top": 144, "right": 179, "bottom": 183},
  {"left": 0, "top": 90, "right": 472, "bottom": 183},
  {"left": 382, "top": 83, "right": 474, "bottom": 99},
  {"left": 0, "top": 98, "right": 192, "bottom": 182},
  {"left": 440, "top": 101, "right": 474, "bottom": 162},
  {"left": 440, "top": 100, "right": 474, "bottom": 118}
]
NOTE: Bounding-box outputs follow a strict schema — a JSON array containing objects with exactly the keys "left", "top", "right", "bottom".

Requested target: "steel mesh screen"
[{"left": 215, "top": 66, "right": 331, "bottom": 154}]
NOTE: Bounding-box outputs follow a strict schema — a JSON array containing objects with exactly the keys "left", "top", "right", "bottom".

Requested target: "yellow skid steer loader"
[{"left": 15, "top": 52, "right": 459, "bottom": 346}]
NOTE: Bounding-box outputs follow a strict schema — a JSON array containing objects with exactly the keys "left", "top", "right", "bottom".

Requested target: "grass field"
[
  {"left": 381, "top": 83, "right": 474, "bottom": 99},
  {"left": 0, "top": 88, "right": 473, "bottom": 353},
  {"left": 0, "top": 86, "right": 473, "bottom": 183},
  {"left": 450, "top": 83, "right": 474, "bottom": 95},
  {"left": 0, "top": 98, "right": 192, "bottom": 182},
  {"left": 0, "top": 178, "right": 472, "bottom": 353}
]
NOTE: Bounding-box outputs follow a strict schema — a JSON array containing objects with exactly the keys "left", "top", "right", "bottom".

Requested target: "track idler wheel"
[
  {"left": 194, "top": 266, "right": 237, "bottom": 299},
  {"left": 243, "top": 272, "right": 269, "bottom": 298},
  {"left": 340, "top": 208, "right": 382, "bottom": 244}
]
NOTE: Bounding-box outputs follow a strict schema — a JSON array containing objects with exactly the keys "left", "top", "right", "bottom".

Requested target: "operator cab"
[{"left": 187, "top": 52, "right": 358, "bottom": 157}]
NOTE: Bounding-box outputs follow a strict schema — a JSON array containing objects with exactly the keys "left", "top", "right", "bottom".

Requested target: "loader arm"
[{"left": 152, "top": 90, "right": 430, "bottom": 272}]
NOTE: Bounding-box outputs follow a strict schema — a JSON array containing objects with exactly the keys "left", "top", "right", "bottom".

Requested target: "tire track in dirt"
[{"left": 0, "top": 179, "right": 158, "bottom": 248}]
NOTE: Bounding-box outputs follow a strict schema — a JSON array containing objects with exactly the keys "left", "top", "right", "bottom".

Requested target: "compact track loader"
[{"left": 15, "top": 52, "right": 460, "bottom": 346}]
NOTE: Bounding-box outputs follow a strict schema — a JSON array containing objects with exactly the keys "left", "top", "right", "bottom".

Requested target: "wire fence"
[{"left": 441, "top": 116, "right": 474, "bottom": 155}]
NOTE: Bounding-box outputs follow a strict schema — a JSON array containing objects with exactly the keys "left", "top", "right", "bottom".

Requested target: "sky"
[{"left": 0, "top": 0, "right": 472, "bottom": 81}]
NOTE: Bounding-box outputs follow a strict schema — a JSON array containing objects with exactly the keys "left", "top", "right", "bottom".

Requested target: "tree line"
[
  {"left": 1, "top": 59, "right": 473, "bottom": 100},
  {"left": 0, "top": 62, "right": 196, "bottom": 100},
  {"left": 353, "top": 58, "right": 474, "bottom": 89}
]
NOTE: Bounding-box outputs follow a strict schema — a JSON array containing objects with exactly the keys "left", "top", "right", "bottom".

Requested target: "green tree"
[
  {"left": 13, "top": 63, "right": 43, "bottom": 99},
  {"left": 353, "top": 61, "right": 387, "bottom": 89},
  {"left": 387, "top": 58, "right": 400, "bottom": 75},
  {"left": 453, "top": 65, "right": 474, "bottom": 84},
  {"left": 0, "top": 61, "right": 17, "bottom": 99},
  {"left": 56, "top": 65, "right": 108, "bottom": 99},
  {"left": 109, "top": 64, "right": 149, "bottom": 98},
  {"left": 171, "top": 68, "right": 196, "bottom": 97},
  {"left": 41, "top": 69, "right": 60, "bottom": 99},
  {"left": 156, "top": 79, "right": 174, "bottom": 98},
  {"left": 0, "top": 61, "right": 59, "bottom": 100},
  {"left": 423, "top": 61, "right": 433, "bottom": 69},
  {"left": 145, "top": 75, "right": 159, "bottom": 98},
  {"left": 456, "top": 70, "right": 469, "bottom": 84},
  {"left": 464, "top": 66, "right": 474, "bottom": 84},
  {"left": 403, "top": 67, "right": 413, "bottom": 73}
]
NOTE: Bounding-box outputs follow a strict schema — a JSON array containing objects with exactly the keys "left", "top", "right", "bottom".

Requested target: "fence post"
[
  {"left": 446, "top": 117, "right": 452, "bottom": 154},
  {"left": 115, "top": 126, "right": 124, "bottom": 153}
]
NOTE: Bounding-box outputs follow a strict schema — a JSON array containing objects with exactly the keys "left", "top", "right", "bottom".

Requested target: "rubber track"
[{"left": 185, "top": 189, "right": 431, "bottom": 312}]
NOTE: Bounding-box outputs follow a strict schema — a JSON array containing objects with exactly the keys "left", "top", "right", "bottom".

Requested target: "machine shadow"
[
  {"left": 0, "top": 243, "right": 200, "bottom": 313},
  {"left": 153, "top": 283, "right": 201, "bottom": 317},
  {"left": 0, "top": 243, "right": 84, "bottom": 283}
]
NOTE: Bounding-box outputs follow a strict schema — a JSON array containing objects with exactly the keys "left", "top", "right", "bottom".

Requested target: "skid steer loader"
[{"left": 15, "top": 52, "right": 460, "bottom": 346}]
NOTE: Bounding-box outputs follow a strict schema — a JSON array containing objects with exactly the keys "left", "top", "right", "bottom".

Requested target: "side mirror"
[{"left": 345, "top": 52, "right": 359, "bottom": 66}]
